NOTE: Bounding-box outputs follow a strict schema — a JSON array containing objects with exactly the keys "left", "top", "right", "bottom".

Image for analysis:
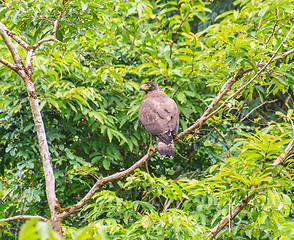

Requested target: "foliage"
[
  {"left": 19, "top": 219, "right": 61, "bottom": 240},
  {"left": 1, "top": 0, "right": 294, "bottom": 239}
]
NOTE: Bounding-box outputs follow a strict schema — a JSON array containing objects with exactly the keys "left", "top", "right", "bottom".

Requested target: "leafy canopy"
[{"left": 1, "top": 0, "right": 294, "bottom": 239}]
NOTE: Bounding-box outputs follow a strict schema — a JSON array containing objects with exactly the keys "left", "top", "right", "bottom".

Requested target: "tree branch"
[
  {"left": 273, "top": 137, "right": 294, "bottom": 165},
  {"left": 240, "top": 99, "right": 278, "bottom": 122},
  {"left": 208, "top": 191, "right": 255, "bottom": 239},
  {"left": 0, "top": 21, "right": 62, "bottom": 233},
  {"left": 271, "top": 48, "right": 294, "bottom": 63},
  {"left": 0, "top": 22, "right": 24, "bottom": 70},
  {"left": 0, "top": 215, "right": 48, "bottom": 222},
  {"left": 31, "top": 10, "right": 64, "bottom": 50},
  {"left": 0, "top": 57, "right": 18, "bottom": 72},
  {"left": 59, "top": 150, "right": 155, "bottom": 218},
  {"left": 6, "top": 29, "right": 30, "bottom": 50},
  {"left": 174, "top": 68, "right": 246, "bottom": 141},
  {"left": 25, "top": 49, "right": 34, "bottom": 76}
]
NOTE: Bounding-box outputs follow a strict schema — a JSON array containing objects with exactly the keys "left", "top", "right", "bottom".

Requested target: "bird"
[{"left": 138, "top": 81, "right": 179, "bottom": 158}]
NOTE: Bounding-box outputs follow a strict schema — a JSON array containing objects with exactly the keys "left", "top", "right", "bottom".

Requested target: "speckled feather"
[{"left": 139, "top": 82, "right": 179, "bottom": 158}]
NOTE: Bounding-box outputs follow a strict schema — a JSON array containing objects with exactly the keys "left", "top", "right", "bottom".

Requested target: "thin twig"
[
  {"left": 240, "top": 99, "right": 278, "bottom": 122},
  {"left": 285, "top": 116, "right": 294, "bottom": 132},
  {"left": 208, "top": 191, "right": 255, "bottom": 239},
  {"left": 172, "top": 81, "right": 186, "bottom": 97},
  {"left": 240, "top": 31, "right": 265, "bottom": 43},
  {"left": 31, "top": 10, "right": 64, "bottom": 50},
  {"left": 0, "top": 215, "right": 48, "bottom": 222},
  {"left": 0, "top": 188, "right": 13, "bottom": 204},
  {"left": 229, "top": 197, "right": 232, "bottom": 233},
  {"left": 266, "top": 9, "right": 278, "bottom": 45}
]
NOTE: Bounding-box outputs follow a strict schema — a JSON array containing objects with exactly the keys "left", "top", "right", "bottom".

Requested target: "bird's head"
[{"left": 139, "top": 81, "right": 159, "bottom": 93}]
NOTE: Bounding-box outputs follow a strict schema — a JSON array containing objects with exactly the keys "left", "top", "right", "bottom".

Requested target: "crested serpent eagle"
[{"left": 139, "top": 81, "right": 179, "bottom": 158}]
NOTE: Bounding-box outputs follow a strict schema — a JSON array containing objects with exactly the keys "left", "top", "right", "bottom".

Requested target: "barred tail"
[{"left": 156, "top": 136, "right": 175, "bottom": 158}]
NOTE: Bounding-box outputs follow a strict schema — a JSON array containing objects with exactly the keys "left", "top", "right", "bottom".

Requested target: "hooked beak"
[{"left": 139, "top": 83, "right": 148, "bottom": 91}]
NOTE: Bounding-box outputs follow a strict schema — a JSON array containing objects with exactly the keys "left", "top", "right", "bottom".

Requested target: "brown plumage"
[{"left": 139, "top": 81, "right": 179, "bottom": 158}]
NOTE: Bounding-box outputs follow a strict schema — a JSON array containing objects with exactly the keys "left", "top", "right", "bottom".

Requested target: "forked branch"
[
  {"left": 0, "top": 22, "right": 24, "bottom": 71},
  {"left": 31, "top": 10, "right": 64, "bottom": 50}
]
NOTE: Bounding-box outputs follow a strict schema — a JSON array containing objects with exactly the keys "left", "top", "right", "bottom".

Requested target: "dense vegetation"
[{"left": 1, "top": 0, "right": 294, "bottom": 239}]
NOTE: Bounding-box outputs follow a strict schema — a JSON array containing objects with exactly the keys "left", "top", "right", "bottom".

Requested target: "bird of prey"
[{"left": 139, "top": 81, "right": 179, "bottom": 158}]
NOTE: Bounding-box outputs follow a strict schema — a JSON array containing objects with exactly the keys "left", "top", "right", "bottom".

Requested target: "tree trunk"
[
  {"left": 0, "top": 22, "right": 62, "bottom": 234},
  {"left": 22, "top": 73, "right": 62, "bottom": 233}
]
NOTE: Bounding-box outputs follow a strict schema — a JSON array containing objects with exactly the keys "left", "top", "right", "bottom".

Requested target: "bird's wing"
[{"left": 139, "top": 94, "right": 179, "bottom": 138}]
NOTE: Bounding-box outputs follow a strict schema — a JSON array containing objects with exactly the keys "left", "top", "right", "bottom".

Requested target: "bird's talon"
[{"left": 148, "top": 146, "right": 155, "bottom": 154}]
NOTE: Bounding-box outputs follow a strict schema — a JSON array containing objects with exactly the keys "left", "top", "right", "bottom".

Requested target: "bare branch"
[
  {"left": 266, "top": 9, "right": 278, "bottom": 45},
  {"left": 32, "top": 37, "right": 60, "bottom": 49},
  {"left": 0, "top": 57, "right": 18, "bottom": 72},
  {"left": 240, "top": 99, "right": 278, "bottom": 122},
  {"left": 0, "top": 215, "right": 48, "bottom": 222},
  {"left": 229, "top": 197, "right": 232, "bottom": 233},
  {"left": 208, "top": 191, "right": 255, "bottom": 239},
  {"left": 285, "top": 116, "right": 294, "bottom": 133},
  {"left": 271, "top": 48, "right": 294, "bottom": 62},
  {"left": 0, "top": 22, "right": 24, "bottom": 69},
  {"left": 0, "top": 0, "right": 13, "bottom": 9},
  {"left": 59, "top": 150, "right": 155, "bottom": 218},
  {"left": 52, "top": 10, "right": 64, "bottom": 36},
  {"left": 6, "top": 29, "right": 30, "bottom": 50},
  {"left": 240, "top": 31, "right": 265, "bottom": 43},
  {"left": 174, "top": 68, "right": 246, "bottom": 141}
]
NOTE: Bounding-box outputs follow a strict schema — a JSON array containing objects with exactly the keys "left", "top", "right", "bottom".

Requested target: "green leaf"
[
  {"left": 215, "top": 10, "right": 233, "bottom": 21},
  {"left": 258, "top": 6, "right": 269, "bottom": 17},
  {"left": 103, "top": 158, "right": 110, "bottom": 170},
  {"left": 107, "top": 129, "right": 113, "bottom": 143},
  {"left": 19, "top": 219, "right": 39, "bottom": 240},
  {"left": 177, "top": 92, "right": 186, "bottom": 103}
]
